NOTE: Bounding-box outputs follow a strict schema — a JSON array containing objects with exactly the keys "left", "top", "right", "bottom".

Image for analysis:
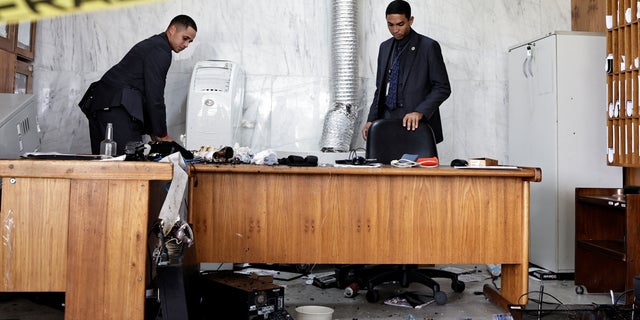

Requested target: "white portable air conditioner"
[{"left": 184, "top": 60, "right": 245, "bottom": 150}]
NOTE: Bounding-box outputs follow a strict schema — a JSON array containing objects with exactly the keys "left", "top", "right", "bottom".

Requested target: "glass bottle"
[{"left": 100, "top": 123, "right": 117, "bottom": 157}]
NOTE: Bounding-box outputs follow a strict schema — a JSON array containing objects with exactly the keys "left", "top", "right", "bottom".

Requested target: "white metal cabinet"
[{"left": 507, "top": 32, "right": 622, "bottom": 273}]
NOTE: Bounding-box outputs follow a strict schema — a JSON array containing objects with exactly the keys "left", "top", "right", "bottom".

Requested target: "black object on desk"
[{"left": 148, "top": 141, "right": 194, "bottom": 159}]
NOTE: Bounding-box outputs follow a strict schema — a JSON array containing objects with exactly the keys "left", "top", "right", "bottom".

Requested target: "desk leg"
[
  {"left": 483, "top": 284, "right": 510, "bottom": 312},
  {"left": 484, "top": 263, "right": 528, "bottom": 312}
]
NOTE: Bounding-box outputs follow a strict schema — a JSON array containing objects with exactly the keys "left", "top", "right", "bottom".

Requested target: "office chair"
[
  {"left": 365, "top": 118, "right": 439, "bottom": 164},
  {"left": 342, "top": 119, "right": 465, "bottom": 305}
]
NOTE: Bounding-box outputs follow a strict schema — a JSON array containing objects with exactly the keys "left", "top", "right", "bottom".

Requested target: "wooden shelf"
[
  {"left": 575, "top": 194, "right": 627, "bottom": 208},
  {"left": 576, "top": 240, "right": 626, "bottom": 260}
]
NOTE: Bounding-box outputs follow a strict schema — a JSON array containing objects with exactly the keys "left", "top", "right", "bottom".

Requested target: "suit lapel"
[
  {"left": 401, "top": 32, "right": 420, "bottom": 85},
  {"left": 379, "top": 39, "right": 393, "bottom": 84}
]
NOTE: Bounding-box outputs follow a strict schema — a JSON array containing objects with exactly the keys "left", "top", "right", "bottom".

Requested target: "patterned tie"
[{"left": 385, "top": 44, "right": 402, "bottom": 110}]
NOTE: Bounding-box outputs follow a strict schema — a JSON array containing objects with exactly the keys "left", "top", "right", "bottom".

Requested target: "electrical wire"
[{"left": 516, "top": 288, "right": 564, "bottom": 306}]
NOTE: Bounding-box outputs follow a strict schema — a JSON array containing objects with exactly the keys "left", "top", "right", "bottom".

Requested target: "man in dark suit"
[
  {"left": 79, "top": 15, "right": 197, "bottom": 155},
  {"left": 361, "top": 0, "right": 451, "bottom": 143}
]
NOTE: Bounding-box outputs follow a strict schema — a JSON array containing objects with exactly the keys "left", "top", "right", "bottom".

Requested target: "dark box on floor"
[
  {"left": 198, "top": 272, "right": 286, "bottom": 320},
  {"left": 509, "top": 304, "right": 637, "bottom": 320}
]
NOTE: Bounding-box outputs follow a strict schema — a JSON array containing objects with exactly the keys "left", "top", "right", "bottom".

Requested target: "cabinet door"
[
  {"left": 14, "top": 59, "right": 32, "bottom": 94},
  {"left": 0, "top": 177, "right": 69, "bottom": 291},
  {"left": 14, "top": 21, "right": 35, "bottom": 60},
  {"left": 0, "top": 50, "right": 16, "bottom": 93},
  {"left": 0, "top": 23, "right": 15, "bottom": 52}
]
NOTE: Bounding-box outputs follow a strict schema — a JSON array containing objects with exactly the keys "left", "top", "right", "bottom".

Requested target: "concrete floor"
[{"left": 0, "top": 264, "right": 617, "bottom": 320}]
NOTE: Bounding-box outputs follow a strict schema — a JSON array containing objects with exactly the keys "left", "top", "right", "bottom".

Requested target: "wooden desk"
[
  {"left": 188, "top": 164, "right": 541, "bottom": 307},
  {"left": 0, "top": 159, "right": 172, "bottom": 320}
]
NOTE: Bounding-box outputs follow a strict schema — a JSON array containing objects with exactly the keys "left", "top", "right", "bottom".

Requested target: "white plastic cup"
[{"left": 295, "top": 305, "right": 334, "bottom": 320}]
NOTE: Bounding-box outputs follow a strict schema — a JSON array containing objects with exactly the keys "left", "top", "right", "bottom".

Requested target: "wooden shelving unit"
[
  {"left": 607, "top": 0, "right": 640, "bottom": 166},
  {"left": 574, "top": 187, "right": 640, "bottom": 295}
]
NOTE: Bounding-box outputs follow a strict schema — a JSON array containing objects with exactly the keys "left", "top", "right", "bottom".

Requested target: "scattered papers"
[
  {"left": 333, "top": 163, "right": 382, "bottom": 168},
  {"left": 384, "top": 293, "right": 435, "bottom": 309},
  {"left": 235, "top": 267, "right": 303, "bottom": 281},
  {"left": 454, "top": 165, "right": 519, "bottom": 170}
]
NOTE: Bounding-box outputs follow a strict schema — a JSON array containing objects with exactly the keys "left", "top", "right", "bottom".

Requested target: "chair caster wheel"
[
  {"left": 434, "top": 291, "right": 447, "bottom": 305},
  {"left": 452, "top": 280, "right": 465, "bottom": 293},
  {"left": 366, "top": 289, "right": 379, "bottom": 303},
  {"left": 575, "top": 285, "right": 586, "bottom": 295}
]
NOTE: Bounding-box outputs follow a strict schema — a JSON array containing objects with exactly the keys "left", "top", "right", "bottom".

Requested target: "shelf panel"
[
  {"left": 576, "top": 195, "right": 627, "bottom": 209},
  {"left": 576, "top": 240, "right": 626, "bottom": 260}
]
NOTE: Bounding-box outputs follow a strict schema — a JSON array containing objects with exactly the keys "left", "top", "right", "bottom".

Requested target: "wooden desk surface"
[
  {"left": 188, "top": 164, "right": 540, "bottom": 306},
  {"left": 189, "top": 163, "right": 541, "bottom": 180},
  {"left": 0, "top": 159, "right": 173, "bottom": 180}
]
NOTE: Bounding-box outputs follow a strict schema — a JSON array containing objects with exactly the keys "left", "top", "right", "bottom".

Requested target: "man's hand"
[
  {"left": 403, "top": 112, "right": 424, "bottom": 130},
  {"left": 361, "top": 122, "right": 373, "bottom": 140},
  {"left": 151, "top": 134, "right": 174, "bottom": 142}
]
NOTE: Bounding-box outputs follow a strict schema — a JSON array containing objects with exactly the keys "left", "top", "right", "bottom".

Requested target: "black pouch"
[{"left": 278, "top": 155, "right": 318, "bottom": 166}]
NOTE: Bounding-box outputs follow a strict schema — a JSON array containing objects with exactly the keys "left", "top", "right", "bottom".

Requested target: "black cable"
[
  {"left": 516, "top": 289, "right": 564, "bottom": 306},
  {"left": 349, "top": 148, "right": 366, "bottom": 160},
  {"left": 614, "top": 289, "right": 635, "bottom": 305}
]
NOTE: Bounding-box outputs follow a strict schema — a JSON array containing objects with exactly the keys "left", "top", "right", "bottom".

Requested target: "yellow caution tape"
[{"left": 0, "top": 0, "right": 165, "bottom": 23}]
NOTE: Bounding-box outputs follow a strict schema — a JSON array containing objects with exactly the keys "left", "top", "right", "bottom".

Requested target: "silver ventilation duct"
[{"left": 320, "top": 0, "right": 358, "bottom": 152}]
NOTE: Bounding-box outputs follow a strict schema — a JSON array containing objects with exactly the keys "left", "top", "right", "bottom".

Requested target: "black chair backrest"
[{"left": 365, "top": 119, "right": 438, "bottom": 164}]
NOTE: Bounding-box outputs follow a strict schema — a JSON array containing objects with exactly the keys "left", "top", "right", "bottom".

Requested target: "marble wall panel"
[{"left": 31, "top": 0, "right": 571, "bottom": 164}]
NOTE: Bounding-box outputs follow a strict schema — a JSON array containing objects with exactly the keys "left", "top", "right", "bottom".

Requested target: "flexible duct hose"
[{"left": 320, "top": 0, "right": 359, "bottom": 152}]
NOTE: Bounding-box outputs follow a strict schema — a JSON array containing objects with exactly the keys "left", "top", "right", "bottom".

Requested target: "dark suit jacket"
[
  {"left": 367, "top": 29, "right": 451, "bottom": 143},
  {"left": 79, "top": 32, "right": 172, "bottom": 137}
]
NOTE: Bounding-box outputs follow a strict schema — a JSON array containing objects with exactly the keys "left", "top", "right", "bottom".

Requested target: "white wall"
[{"left": 32, "top": 0, "right": 571, "bottom": 164}]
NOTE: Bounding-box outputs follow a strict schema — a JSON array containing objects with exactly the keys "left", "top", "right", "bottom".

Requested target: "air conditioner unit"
[{"left": 184, "top": 60, "right": 245, "bottom": 151}]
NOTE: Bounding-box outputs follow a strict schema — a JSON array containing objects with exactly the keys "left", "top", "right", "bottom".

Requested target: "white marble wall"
[{"left": 32, "top": 0, "right": 570, "bottom": 163}]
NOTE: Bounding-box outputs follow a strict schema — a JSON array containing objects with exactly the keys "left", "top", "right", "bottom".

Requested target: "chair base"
[{"left": 335, "top": 264, "right": 465, "bottom": 305}]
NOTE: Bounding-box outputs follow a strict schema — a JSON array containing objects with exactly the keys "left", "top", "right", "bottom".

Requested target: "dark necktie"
[{"left": 385, "top": 44, "right": 402, "bottom": 110}]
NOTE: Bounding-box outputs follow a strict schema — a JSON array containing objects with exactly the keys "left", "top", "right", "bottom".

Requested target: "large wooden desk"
[
  {"left": 188, "top": 164, "right": 541, "bottom": 307},
  {"left": 0, "top": 159, "right": 172, "bottom": 320}
]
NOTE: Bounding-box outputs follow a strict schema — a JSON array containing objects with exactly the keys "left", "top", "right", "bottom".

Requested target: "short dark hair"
[
  {"left": 170, "top": 14, "right": 197, "bottom": 32},
  {"left": 385, "top": 0, "right": 411, "bottom": 20}
]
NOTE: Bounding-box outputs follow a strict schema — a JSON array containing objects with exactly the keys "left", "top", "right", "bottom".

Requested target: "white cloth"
[{"left": 158, "top": 152, "right": 189, "bottom": 236}]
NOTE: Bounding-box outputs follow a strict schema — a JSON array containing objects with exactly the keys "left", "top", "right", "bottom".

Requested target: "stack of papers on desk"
[
  {"left": 333, "top": 163, "right": 382, "bottom": 168},
  {"left": 454, "top": 165, "right": 519, "bottom": 170},
  {"left": 22, "top": 152, "right": 107, "bottom": 160}
]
